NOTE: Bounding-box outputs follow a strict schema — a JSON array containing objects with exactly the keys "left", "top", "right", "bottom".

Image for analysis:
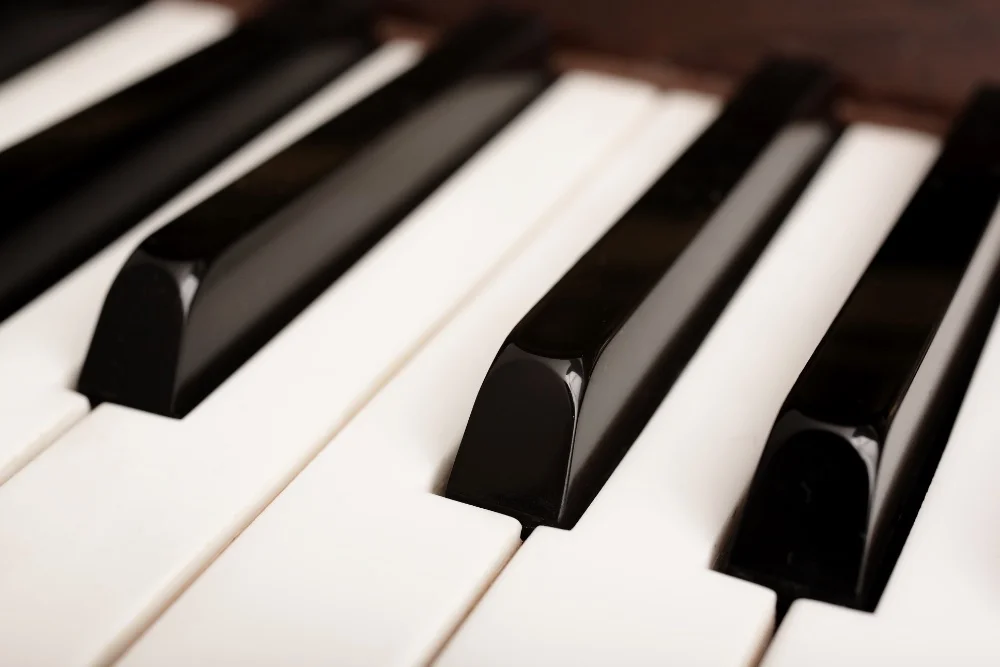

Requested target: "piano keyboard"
[{"left": 0, "top": 2, "right": 997, "bottom": 665}]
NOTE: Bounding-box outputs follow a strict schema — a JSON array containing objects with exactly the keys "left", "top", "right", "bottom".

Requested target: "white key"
[
  {"left": 874, "top": 210, "right": 1000, "bottom": 619},
  {"left": 0, "top": 0, "right": 235, "bottom": 151},
  {"left": 0, "top": 41, "right": 422, "bottom": 484},
  {"left": 273, "top": 91, "right": 718, "bottom": 496},
  {"left": 436, "top": 527, "right": 776, "bottom": 667},
  {"left": 428, "top": 126, "right": 939, "bottom": 666},
  {"left": 118, "top": 91, "right": 718, "bottom": 667},
  {"left": 0, "top": 72, "right": 657, "bottom": 666},
  {"left": 762, "top": 600, "right": 1000, "bottom": 666},
  {"left": 0, "top": 389, "right": 88, "bottom": 485},
  {"left": 121, "top": 491, "right": 521, "bottom": 667},
  {"left": 566, "top": 125, "right": 939, "bottom": 567}
]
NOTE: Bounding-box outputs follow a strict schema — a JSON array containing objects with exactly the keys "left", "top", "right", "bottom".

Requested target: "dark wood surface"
[
  {"left": 209, "top": 0, "right": 997, "bottom": 129},
  {"left": 387, "top": 0, "right": 999, "bottom": 118}
]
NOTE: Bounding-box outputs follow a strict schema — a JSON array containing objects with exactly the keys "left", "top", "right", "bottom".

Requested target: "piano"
[{"left": 0, "top": 0, "right": 996, "bottom": 664}]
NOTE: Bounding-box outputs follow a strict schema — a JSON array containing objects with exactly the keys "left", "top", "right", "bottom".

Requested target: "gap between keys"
[
  {"left": 0, "top": 0, "right": 235, "bottom": 152},
  {"left": 435, "top": 124, "right": 939, "bottom": 666},
  {"left": 123, "top": 101, "right": 937, "bottom": 666},
  {"left": 0, "top": 41, "right": 423, "bottom": 485},
  {"left": 117, "top": 89, "right": 718, "bottom": 666},
  {"left": 0, "top": 71, "right": 659, "bottom": 666},
  {"left": 763, "top": 198, "right": 1000, "bottom": 666}
]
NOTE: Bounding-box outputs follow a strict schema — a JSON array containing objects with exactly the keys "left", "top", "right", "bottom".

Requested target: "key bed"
[{"left": 0, "top": 1, "right": 998, "bottom": 665}]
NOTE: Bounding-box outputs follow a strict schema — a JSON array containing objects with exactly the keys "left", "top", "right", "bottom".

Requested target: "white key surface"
[
  {"left": 0, "top": 71, "right": 657, "bottom": 667},
  {"left": 567, "top": 125, "right": 939, "bottom": 567},
  {"left": 0, "top": 41, "right": 422, "bottom": 484},
  {"left": 435, "top": 528, "right": 776, "bottom": 667},
  {"left": 0, "top": 389, "right": 88, "bottom": 486},
  {"left": 762, "top": 600, "right": 1000, "bottom": 666},
  {"left": 121, "top": 492, "right": 521, "bottom": 667},
  {"left": 277, "top": 91, "right": 718, "bottom": 497},
  {"left": 0, "top": 0, "right": 235, "bottom": 152},
  {"left": 118, "top": 90, "right": 718, "bottom": 667}
]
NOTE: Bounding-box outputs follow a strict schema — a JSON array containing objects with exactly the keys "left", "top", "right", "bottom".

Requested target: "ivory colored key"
[
  {"left": 0, "top": 42, "right": 422, "bottom": 484},
  {"left": 118, "top": 91, "right": 717, "bottom": 667},
  {"left": 120, "top": 492, "right": 524, "bottom": 667},
  {"left": 415, "top": 127, "right": 938, "bottom": 666},
  {"left": 0, "top": 1, "right": 235, "bottom": 152},
  {"left": 436, "top": 528, "right": 776, "bottom": 667},
  {"left": 0, "top": 72, "right": 655, "bottom": 666},
  {"left": 761, "top": 600, "right": 1000, "bottom": 665},
  {"left": 0, "top": 391, "right": 89, "bottom": 485}
]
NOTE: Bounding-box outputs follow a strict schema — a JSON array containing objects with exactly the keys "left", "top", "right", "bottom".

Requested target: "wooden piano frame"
[
  {"left": 220, "top": 0, "right": 1000, "bottom": 132},
  {"left": 382, "top": 0, "right": 1000, "bottom": 135}
]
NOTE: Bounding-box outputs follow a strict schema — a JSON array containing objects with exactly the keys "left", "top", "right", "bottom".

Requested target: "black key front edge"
[
  {"left": 77, "top": 8, "right": 554, "bottom": 418},
  {"left": 719, "top": 86, "right": 1000, "bottom": 615},
  {"left": 445, "top": 57, "right": 842, "bottom": 531}
]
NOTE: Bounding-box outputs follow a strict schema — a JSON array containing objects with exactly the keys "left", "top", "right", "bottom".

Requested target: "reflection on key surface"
[
  {"left": 445, "top": 57, "right": 841, "bottom": 530},
  {"left": 78, "top": 9, "right": 553, "bottom": 417},
  {"left": 721, "top": 87, "right": 1000, "bottom": 613}
]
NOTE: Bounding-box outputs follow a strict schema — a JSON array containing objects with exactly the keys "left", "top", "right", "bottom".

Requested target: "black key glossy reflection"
[
  {"left": 720, "top": 88, "right": 1000, "bottom": 613},
  {"left": 445, "top": 58, "right": 840, "bottom": 530},
  {"left": 77, "top": 9, "right": 552, "bottom": 418},
  {"left": 0, "top": 3, "right": 374, "bottom": 319}
]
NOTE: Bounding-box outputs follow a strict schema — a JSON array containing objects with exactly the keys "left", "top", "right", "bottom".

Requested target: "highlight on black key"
[
  {"left": 77, "top": 8, "right": 554, "bottom": 418},
  {"left": 444, "top": 56, "right": 842, "bottom": 531},
  {"left": 718, "top": 86, "right": 1000, "bottom": 615}
]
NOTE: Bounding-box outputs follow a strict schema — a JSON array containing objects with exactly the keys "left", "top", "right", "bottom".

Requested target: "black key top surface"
[
  {"left": 0, "top": 3, "right": 375, "bottom": 320},
  {"left": 445, "top": 58, "right": 841, "bottom": 530},
  {"left": 77, "top": 9, "right": 552, "bottom": 418},
  {"left": 720, "top": 88, "right": 1000, "bottom": 613},
  {"left": 0, "top": 1, "right": 140, "bottom": 84}
]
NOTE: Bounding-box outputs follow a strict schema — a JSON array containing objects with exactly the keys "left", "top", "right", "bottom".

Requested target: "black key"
[
  {"left": 0, "top": 1, "right": 141, "bottom": 84},
  {"left": 719, "top": 88, "right": 1000, "bottom": 614},
  {"left": 77, "top": 9, "right": 553, "bottom": 418},
  {"left": 0, "top": 0, "right": 372, "bottom": 204},
  {"left": 0, "top": 1, "right": 375, "bottom": 320},
  {"left": 445, "top": 58, "right": 841, "bottom": 531}
]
